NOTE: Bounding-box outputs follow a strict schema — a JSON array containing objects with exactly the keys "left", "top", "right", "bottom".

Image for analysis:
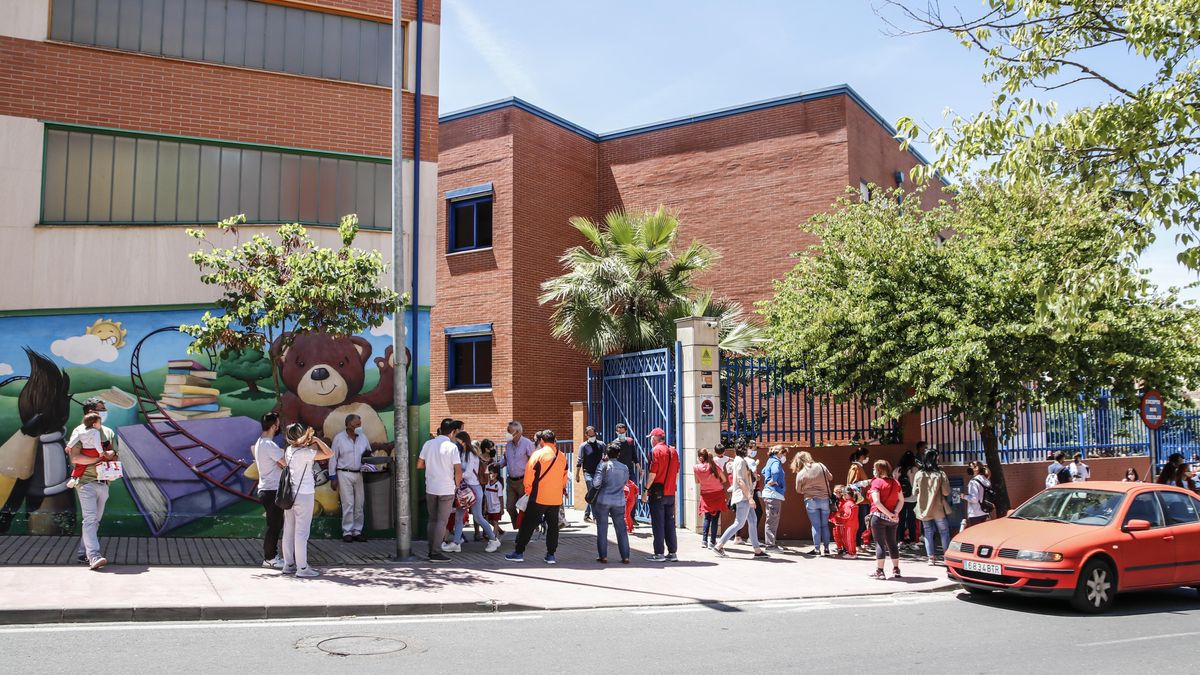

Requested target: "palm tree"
[{"left": 539, "top": 207, "right": 764, "bottom": 360}]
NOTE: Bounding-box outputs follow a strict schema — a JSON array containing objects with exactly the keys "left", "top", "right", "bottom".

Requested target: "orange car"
[{"left": 945, "top": 481, "right": 1200, "bottom": 612}]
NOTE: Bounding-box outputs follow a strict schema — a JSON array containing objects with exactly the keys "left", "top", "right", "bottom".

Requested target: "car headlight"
[
  {"left": 948, "top": 541, "right": 964, "bottom": 552},
  {"left": 1014, "top": 550, "right": 1063, "bottom": 562}
]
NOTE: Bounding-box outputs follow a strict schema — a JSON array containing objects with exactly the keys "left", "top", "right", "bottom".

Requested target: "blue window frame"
[
  {"left": 448, "top": 334, "right": 492, "bottom": 389},
  {"left": 448, "top": 195, "right": 493, "bottom": 252}
]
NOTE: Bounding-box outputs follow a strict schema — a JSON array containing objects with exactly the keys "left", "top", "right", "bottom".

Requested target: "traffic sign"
[{"left": 1140, "top": 390, "right": 1166, "bottom": 430}]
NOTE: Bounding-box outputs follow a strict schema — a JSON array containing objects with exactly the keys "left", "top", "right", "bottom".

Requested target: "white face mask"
[
  {"left": 505, "top": 432, "right": 514, "bottom": 442},
  {"left": 97, "top": 410, "right": 108, "bottom": 424},
  {"left": 616, "top": 432, "right": 626, "bottom": 441},
  {"left": 587, "top": 436, "right": 597, "bottom": 443},
  {"left": 748, "top": 450, "right": 758, "bottom": 459}
]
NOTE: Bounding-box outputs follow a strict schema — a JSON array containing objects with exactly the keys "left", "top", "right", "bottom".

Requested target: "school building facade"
[{"left": 432, "top": 86, "right": 943, "bottom": 440}]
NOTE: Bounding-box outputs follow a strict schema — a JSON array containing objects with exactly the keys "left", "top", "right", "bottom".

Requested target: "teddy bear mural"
[{"left": 270, "top": 331, "right": 405, "bottom": 447}]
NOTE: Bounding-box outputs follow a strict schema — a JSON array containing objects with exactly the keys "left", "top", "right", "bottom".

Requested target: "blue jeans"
[
  {"left": 804, "top": 497, "right": 831, "bottom": 550},
  {"left": 583, "top": 472, "right": 594, "bottom": 519},
  {"left": 452, "top": 484, "right": 495, "bottom": 543},
  {"left": 718, "top": 499, "right": 761, "bottom": 548},
  {"left": 702, "top": 512, "right": 721, "bottom": 545},
  {"left": 595, "top": 503, "right": 630, "bottom": 561},
  {"left": 648, "top": 495, "right": 677, "bottom": 555},
  {"left": 921, "top": 517, "right": 951, "bottom": 557}
]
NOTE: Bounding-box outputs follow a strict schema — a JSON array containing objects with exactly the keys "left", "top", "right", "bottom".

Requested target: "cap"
[{"left": 647, "top": 427, "right": 666, "bottom": 438}]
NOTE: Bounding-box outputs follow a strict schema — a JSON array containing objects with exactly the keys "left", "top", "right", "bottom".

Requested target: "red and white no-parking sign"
[{"left": 1140, "top": 390, "right": 1166, "bottom": 430}]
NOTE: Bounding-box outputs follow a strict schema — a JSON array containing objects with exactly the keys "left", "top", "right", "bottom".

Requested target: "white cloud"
[
  {"left": 51, "top": 334, "right": 118, "bottom": 365},
  {"left": 369, "top": 317, "right": 393, "bottom": 337},
  {"left": 447, "top": 2, "right": 542, "bottom": 100},
  {"left": 0, "top": 363, "right": 11, "bottom": 376}
]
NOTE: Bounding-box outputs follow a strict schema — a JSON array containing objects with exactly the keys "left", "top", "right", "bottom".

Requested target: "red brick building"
[{"left": 432, "top": 86, "right": 943, "bottom": 439}]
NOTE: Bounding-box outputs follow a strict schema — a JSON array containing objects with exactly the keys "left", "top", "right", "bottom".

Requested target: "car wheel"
[{"left": 1072, "top": 559, "right": 1116, "bottom": 613}]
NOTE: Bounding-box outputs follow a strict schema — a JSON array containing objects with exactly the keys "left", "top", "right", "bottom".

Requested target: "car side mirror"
[{"left": 1122, "top": 519, "right": 1151, "bottom": 532}]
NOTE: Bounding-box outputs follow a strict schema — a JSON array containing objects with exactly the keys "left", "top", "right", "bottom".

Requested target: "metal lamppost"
[{"left": 390, "top": 0, "right": 412, "bottom": 561}]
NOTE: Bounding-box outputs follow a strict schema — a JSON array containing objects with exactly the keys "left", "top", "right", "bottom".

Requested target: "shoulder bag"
[
  {"left": 585, "top": 462, "right": 603, "bottom": 505},
  {"left": 647, "top": 446, "right": 676, "bottom": 501},
  {"left": 820, "top": 463, "right": 837, "bottom": 513}
]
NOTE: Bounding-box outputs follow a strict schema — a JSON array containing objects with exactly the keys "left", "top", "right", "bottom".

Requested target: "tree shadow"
[{"left": 246, "top": 565, "right": 497, "bottom": 591}]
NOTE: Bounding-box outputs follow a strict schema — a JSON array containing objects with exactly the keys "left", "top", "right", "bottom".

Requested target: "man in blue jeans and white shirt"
[{"left": 641, "top": 428, "right": 679, "bottom": 562}]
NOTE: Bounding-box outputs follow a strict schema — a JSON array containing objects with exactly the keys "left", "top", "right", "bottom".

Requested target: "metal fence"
[
  {"left": 922, "top": 394, "right": 1200, "bottom": 465},
  {"left": 720, "top": 356, "right": 900, "bottom": 446}
]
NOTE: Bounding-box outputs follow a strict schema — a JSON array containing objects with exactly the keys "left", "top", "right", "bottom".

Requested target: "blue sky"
[{"left": 438, "top": 0, "right": 1198, "bottom": 300}]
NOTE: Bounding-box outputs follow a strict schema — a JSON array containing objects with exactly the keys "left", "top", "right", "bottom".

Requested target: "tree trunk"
[
  {"left": 979, "top": 424, "right": 1011, "bottom": 515},
  {"left": 242, "top": 378, "right": 260, "bottom": 394}
]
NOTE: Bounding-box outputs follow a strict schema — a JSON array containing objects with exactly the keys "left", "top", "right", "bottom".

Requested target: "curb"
[{"left": 0, "top": 583, "right": 958, "bottom": 626}]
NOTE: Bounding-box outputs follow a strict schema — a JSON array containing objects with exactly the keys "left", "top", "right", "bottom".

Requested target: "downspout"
[{"left": 409, "top": 0, "right": 424, "bottom": 405}]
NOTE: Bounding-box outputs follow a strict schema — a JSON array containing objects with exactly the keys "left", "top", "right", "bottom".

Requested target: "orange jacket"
[{"left": 523, "top": 445, "right": 568, "bottom": 506}]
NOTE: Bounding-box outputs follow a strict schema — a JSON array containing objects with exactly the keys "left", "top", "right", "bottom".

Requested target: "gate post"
[{"left": 675, "top": 316, "right": 722, "bottom": 532}]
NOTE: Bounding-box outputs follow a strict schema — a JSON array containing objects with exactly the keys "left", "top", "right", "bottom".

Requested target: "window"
[
  {"left": 50, "top": 0, "right": 398, "bottom": 87},
  {"left": 448, "top": 196, "right": 493, "bottom": 252},
  {"left": 1124, "top": 492, "right": 1164, "bottom": 528},
  {"left": 1156, "top": 490, "right": 1199, "bottom": 525},
  {"left": 448, "top": 335, "right": 492, "bottom": 389},
  {"left": 859, "top": 180, "right": 870, "bottom": 202},
  {"left": 41, "top": 126, "right": 390, "bottom": 229}
]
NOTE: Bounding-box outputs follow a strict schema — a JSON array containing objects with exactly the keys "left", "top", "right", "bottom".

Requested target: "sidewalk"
[{"left": 0, "top": 527, "right": 956, "bottom": 624}]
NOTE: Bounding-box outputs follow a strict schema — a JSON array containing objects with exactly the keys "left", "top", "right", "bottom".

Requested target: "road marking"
[
  {"left": 1080, "top": 631, "right": 1200, "bottom": 647},
  {"left": 0, "top": 613, "right": 543, "bottom": 634}
]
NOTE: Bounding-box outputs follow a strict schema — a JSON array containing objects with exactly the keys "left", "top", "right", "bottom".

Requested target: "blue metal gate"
[{"left": 587, "top": 345, "right": 683, "bottom": 523}]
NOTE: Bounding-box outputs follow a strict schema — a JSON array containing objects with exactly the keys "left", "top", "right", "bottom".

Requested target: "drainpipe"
[{"left": 409, "top": 0, "right": 424, "bottom": 406}]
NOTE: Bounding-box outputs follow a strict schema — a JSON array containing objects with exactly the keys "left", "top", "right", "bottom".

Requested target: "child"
[
  {"left": 66, "top": 412, "right": 107, "bottom": 488},
  {"left": 483, "top": 466, "right": 504, "bottom": 536},
  {"left": 623, "top": 478, "right": 638, "bottom": 534},
  {"left": 831, "top": 484, "right": 859, "bottom": 558}
]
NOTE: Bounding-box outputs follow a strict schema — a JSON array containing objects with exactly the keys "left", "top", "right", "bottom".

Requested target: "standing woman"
[
  {"left": 846, "top": 448, "right": 871, "bottom": 548},
  {"left": 965, "top": 461, "right": 992, "bottom": 529},
  {"left": 893, "top": 450, "right": 920, "bottom": 548},
  {"left": 252, "top": 412, "right": 286, "bottom": 569},
  {"left": 693, "top": 448, "right": 727, "bottom": 549},
  {"left": 868, "top": 459, "right": 903, "bottom": 579},
  {"left": 792, "top": 451, "right": 834, "bottom": 556},
  {"left": 761, "top": 445, "right": 788, "bottom": 549},
  {"left": 449, "top": 431, "right": 501, "bottom": 552},
  {"left": 592, "top": 444, "right": 631, "bottom": 563},
  {"left": 713, "top": 445, "right": 769, "bottom": 559},
  {"left": 912, "top": 449, "right": 951, "bottom": 564},
  {"left": 281, "top": 423, "right": 332, "bottom": 578}
]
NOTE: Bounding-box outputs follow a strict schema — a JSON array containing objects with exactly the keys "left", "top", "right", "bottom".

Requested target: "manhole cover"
[{"left": 316, "top": 636, "right": 407, "bottom": 656}]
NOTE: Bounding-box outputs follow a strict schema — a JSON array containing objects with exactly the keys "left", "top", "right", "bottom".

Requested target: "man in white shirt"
[
  {"left": 417, "top": 418, "right": 463, "bottom": 562},
  {"left": 329, "top": 414, "right": 372, "bottom": 543},
  {"left": 71, "top": 397, "right": 119, "bottom": 568}
]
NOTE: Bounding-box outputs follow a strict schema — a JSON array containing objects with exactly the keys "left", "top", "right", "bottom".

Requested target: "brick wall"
[
  {"left": 845, "top": 102, "right": 947, "bottom": 209},
  {"left": 0, "top": 37, "right": 436, "bottom": 159}
]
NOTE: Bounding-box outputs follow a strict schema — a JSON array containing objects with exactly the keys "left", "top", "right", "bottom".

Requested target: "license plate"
[{"left": 964, "top": 560, "right": 1002, "bottom": 575}]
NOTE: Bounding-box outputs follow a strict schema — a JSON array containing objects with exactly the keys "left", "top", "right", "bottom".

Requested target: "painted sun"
[{"left": 85, "top": 318, "right": 127, "bottom": 349}]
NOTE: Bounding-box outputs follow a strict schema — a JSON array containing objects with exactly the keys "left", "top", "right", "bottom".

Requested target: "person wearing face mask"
[
  {"left": 71, "top": 397, "right": 119, "bottom": 567},
  {"left": 498, "top": 421, "right": 535, "bottom": 527},
  {"left": 575, "top": 426, "right": 604, "bottom": 522},
  {"left": 329, "top": 414, "right": 372, "bottom": 543},
  {"left": 735, "top": 440, "right": 765, "bottom": 545},
  {"left": 612, "top": 423, "right": 642, "bottom": 483}
]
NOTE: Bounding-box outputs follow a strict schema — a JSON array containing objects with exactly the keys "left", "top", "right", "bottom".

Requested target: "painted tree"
[
  {"left": 760, "top": 180, "right": 1200, "bottom": 512},
  {"left": 538, "top": 207, "right": 764, "bottom": 360},
  {"left": 216, "top": 348, "right": 272, "bottom": 394},
  {"left": 884, "top": 0, "right": 1200, "bottom": 272},
  {"left": 182, "top": 214, "right": 402, "bottom": 405}
]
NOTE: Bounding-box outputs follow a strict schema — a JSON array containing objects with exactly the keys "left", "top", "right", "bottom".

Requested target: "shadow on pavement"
[
  {"left": 251, "top": 566, "right": 498, "bottom": 590},
  {"left": 100, "top": 565, "right": 150, "bottom": 575},
  {"left": 952, "top": 586, "right": 1200, "bottom": 617}
]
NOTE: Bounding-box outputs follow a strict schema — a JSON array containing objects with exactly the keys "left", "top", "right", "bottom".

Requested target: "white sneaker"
[
  {"left": 89, "top": 557, "right": 108, "bottom": 571},
  {"left": 281, "top": 564, "right": 297, "bottom": 575},
  {"left": 485, "top": 538, "right": 501, "bottom": 553},
  {"left": 295, "top": 567, "right": 321, "bottom": 578},
  {"left": 441, "top": 542, "right": 462, "bottom": 553}
]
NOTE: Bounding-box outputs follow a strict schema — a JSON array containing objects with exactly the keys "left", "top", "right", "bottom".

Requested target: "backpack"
[
  {"left": 973, "top": 476, "right": 997, "bottom": 514},
  {"left": 899, "top": 469, "right": 913, "bottom": 498},
  {"left": 1057, "top": 466, "right": 1073, "bottom": 485},
  {"left": 1045, "top": 472, "right": 1059, "bottom": 489}
]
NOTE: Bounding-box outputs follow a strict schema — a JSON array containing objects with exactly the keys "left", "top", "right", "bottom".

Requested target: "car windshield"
[{"left": 1010, "top": 489, "right": 1125, "bottom": 526}]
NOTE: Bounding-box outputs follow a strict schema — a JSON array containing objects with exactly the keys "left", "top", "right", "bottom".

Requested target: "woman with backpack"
[
  {"left": 893, "top": 449, "right": 920, "bottom": 549},
  {"left": 280, "top": 423, "right": 332, "bottom": 578},
  {"left": 912, "top": 449, "right": 951, "bottom": 564},
  {"left": 792, "top": 450, "right": 834, "bottom": 556},
  {"left": 713, "top": 444, "right": 769, "bottom": 559},
  {"left": 965, "top": 461, "right": 993, "bottom": 529}
]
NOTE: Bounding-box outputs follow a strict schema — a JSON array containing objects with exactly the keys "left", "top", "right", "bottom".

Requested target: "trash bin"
[
  {"left": 948, "top": 475, "right": 967, "bottom": 534},
  {"left": 363, "top": 456, "right": 393, "bottom": 531}
]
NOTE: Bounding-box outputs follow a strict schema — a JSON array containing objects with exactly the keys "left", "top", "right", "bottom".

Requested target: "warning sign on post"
[
  {"left": 700, "top": 348, "right": 714, "bottom": 368},
  {"left": 699, "top": 395, "right": 716, "bottom": 422}
]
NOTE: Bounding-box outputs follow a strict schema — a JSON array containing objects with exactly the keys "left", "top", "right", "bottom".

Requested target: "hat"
[{"left": 647, "top": 427, "right": 666, "bottom": 438}]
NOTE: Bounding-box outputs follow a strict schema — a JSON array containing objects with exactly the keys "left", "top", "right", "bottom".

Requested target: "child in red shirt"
[
  {"left": 66, "top": 412, "right": 106, "bottom": 488},
  {"left": 831, "top": 485, "right": 859, "bottom": 557},
  {"left": 623, "top": 479, "right": 638, "bottom": 534}
]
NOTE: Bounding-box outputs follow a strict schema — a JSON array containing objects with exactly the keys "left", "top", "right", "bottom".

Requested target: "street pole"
[{"left": 391, "top": 0, "right": 412, "bottom": 561}]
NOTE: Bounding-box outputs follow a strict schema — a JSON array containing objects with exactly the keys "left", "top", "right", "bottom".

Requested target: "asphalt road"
[{"left": 4, "top": 586, "right": 1199, "bottom": 674}]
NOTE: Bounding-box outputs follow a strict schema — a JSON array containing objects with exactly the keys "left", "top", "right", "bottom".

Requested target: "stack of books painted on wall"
[{"left": 157, "top": 358, "right": 231, "bottom": 420}]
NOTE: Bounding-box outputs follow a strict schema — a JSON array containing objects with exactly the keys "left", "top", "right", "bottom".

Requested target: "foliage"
[
  {"left": 216, "top": 348, "right": 273, "bottom": 394},
  {"left": 539, "top": 207, "right": 764, "bottom": 359},
  {"left": 182, "top": 214, "right": 403, "bottom": 404},
  {"left": 885, "top": 1, "right": 1200, "bottom": 268},
  {"left": 760, "top": 179, "right": 1200, "bottom": 510}
]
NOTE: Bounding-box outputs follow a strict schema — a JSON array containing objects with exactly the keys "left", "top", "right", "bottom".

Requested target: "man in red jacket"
[{"left": 641, "top": 428, "right": 680, "bottom": 562}]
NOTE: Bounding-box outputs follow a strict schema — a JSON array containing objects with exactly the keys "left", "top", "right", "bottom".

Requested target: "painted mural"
[{"left": 0, "top": 307, "right": 430, "bottom": 538}]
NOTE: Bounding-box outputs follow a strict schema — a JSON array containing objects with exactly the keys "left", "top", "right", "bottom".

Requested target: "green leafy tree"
[
  {"left": 216, "top": 348, "right": 272, "bottom": 394},
  {"left": 761, "top": 180, "right": 1200, "bottom": 511},
  {"left": 539, "top": 207, "right": 764, "bottom": 360},
  {"left": 182, "top": 214, "right": 403, "bottom": 404},
  {"left": 885, "top": 1, "right": 1200, "bottom": 267}
]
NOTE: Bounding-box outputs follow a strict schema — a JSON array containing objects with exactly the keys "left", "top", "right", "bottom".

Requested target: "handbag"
[
  {"left": 820, "top": 463, "right": 837, "bottom": 513},
  {"left": 276, "top": 456, "right": 313, "bottom": 511},
  {"left": 647, "top": 446, "right": 676, "bottom": 500},
  {"left": 95, "top": 460, "right": 123, "bottom": 482},
  {"left": 584, "top": 464, "right": 601, "bottom": 505}
]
